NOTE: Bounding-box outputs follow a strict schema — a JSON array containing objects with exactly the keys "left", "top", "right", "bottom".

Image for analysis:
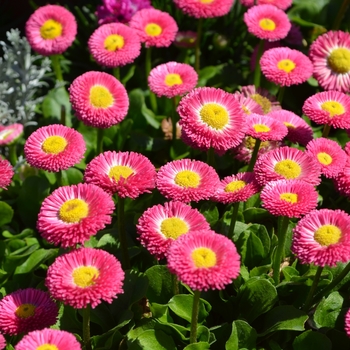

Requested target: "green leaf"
[
  {"left": 314, "top": 292, "right": 344, "bottom": 329},
  {"left": 122, "top": 65, "right": 136, "bottom": 85},
  {"left": 141, "top": 104, "right": 160, "bottom": 129},
  {"left": 282, "top": 266, "right": 300, "bottom": 281},
  {"left": 293, "top": 330, "right": 332, "bottom": 350},
  {"left": 128, "top": 329, "right": 177, "bottom": 350},
  {"left": 200, "top": 202, "right": 219, "bottom": 227},
  {"left": 225, "top": 320, "right": 257, "bottom": 350},
  {"left": 184, "top": 342, "right": 211, "bottom": 350},
  {"left": 0, "top": 201, "right": 13, "bottom": 226},
  {"left": 145, "top": 265, "right": 173, "bottom": 304},
  {"left": 198, "top": 65, "right": 224, "bottom": 86},
  {"left": 243, "top": 208, "right": 272, "bottom": 223},
  {"left": 60, "top": 168, "right": 83, "bottom": 186},
  {"left": 14, "top": 248, "right": 57, "bottom": 274}
]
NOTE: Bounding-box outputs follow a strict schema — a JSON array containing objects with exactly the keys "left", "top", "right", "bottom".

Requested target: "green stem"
[
  {"left": 322, "top": 124, "right": 331, "bottom": 138},
  {"left": 303, "top": 266, "right": 324, "bottom": 312},
  {"left": 145, "top": 47, "right": 157, "bottom": 113},
  {"left": 206, "top": 147, "right": 216, "bottom": 167},
  {"left": 97, "top": 128, "right": 104, "bottom": 155},
  {"left": 228, "top": 202, "right": 240, "bottom": 239},
  {"left": 332, "top": 0, "right": 350, "bottom": 30},
  {"left": 195, "top": 18, "right": 203, "bottom": 73},
  {"left": 172, "top": 96, "right": 178, "bottom": 142},
  {"left": 83, "top": 304, "right": 92, "bottom": 350},
  {"left": 190, "top": 290, "right": 201, "bottom": 344},
  {"left": 113, "top": 67, "right": 120, "bottom": 80},
  {"left": 118, "top": 196, "right": 130, "bottom": 270},
  {"left": 272, "top": 216, "right": 290, "bottom": 285},
  {"left": 277, "top": 86, "right": 285, "bottom": 105},
  {"left": 55, "top": 171, "right": 62, "bottom": 188},
  {"left": 247, "top": 139, "right": 261, "bottom": 172},
  {"left": 253, "top": 40, "right": 264, "bottom": 88},
  {"left": 51, "top": 54, "right": 63, "bottom": 81},
  {"left": 9, "top": 144, "right": 17, "bottom": 166}
]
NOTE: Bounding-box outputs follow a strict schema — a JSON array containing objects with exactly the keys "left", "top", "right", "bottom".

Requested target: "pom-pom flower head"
[
  {"left": 37, "top": 183, "right": 115, "bottom": 248},
  {"left": 137, "top": 201, "right": 210, "bottom": 260},
  {"left": 292, "top": 209, "right": 350, "bottom": 267},
  {"left": 88, "top": 23, "right": 141, "bottom": 68},
  {"left": 0, "top": 333, "right": 4, "bottom": 350},
  {"left": 0, "top": 159, "right": 14, "bottom": 189},
  {"left": 148, "top": 62, "right": 198, "bottom": 98},
  {"left": 129, "top": 8, "right": 178, "bottom": 48},
  {"left": 46, "top": 248, "right": 124, "bottom": 309},
  {"left": 302, "top": 91, "right": 350, "bottom": 129},
  {"left": 260, "top": 47, "right": 313, "bottom": 86},
  {"left": 69, "top": 71, "right": 129, "bottom": 128},
  {"left": 25, "top": 5, "right": 77, "bottom": 56},
  {"left": 244, "top": 4, "right": 291, "bottom": 41},
  {"left": 309, "top": 30, "right": 350, "bottom": 93},
  {"left": 84, "top": 151, "right": 156, "bottom": 198},
  {"left": 233, "top": 92, "right": 264, "bottom": 115},
  {"left": 346, "top": 309, "right": 350, "bottom": 338},
  {"left": 156, "top": 159, "right": 220, "bottom": 202},
  {"left": 15, "top": 328, "right": 81, "bottom": 350},
  {"left": 0, "top": 288, "right": 58, "bottom": 336},
  {"left": 24, "top": 124, "right": 86, "bottom": 172},
  {"left": 167, "top": 230, "right": 240, "bottom": 291},
  {"left": 177, "top": 87, "right": 246, "bottom": 153},
  {"left": 173, "top": 0, "right": 234, "bottom": 19},
  {"left": 240, "top": 0, "right": 292, "bottom": 10},
  {"left": 0, "top": 124, "right": 23, "bottom": 146}
]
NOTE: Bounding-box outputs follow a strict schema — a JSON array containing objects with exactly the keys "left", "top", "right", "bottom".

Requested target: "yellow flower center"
[
  {"left": 104, "top": 34, "right": 125, "bottom": 51},
  {"left": 284, "top": 122, "right": 296, "bottom": 129},
  {"left": 253, "top": 124, "right": 270, "bottom": 132},
  {"left": 200, "top": 0, "right": 214, "bottom": 3},
  {"left": 108, "top": 165, "right": 134, "bottom": 182},
  {"left": 245, "top": 136, "right": 269, "bottom": 150},
  {"left": 314, "top": 224, "right": 341, "bottom": 246},
  {"left": 242, "top": 106, "right": 251, "bottom": 115},
  {"left": 160, "top": 217, "right": 189, "bottom": 239},
  {"left": 40, "top": 19, "right": 62, "bottom": 40},
  {"left": 280, "top": 192, "right": 298, "bottom": 203},
  {"left": 89, "top": 85, "right": 114, "bottom": 109},
  {"left": 191, "top": 247, "right": 217, "bottom": 268},
  {"left": 164, "top": 73, "right": 183, "bottom": 87},
  {"left": 327, "top": 48, "right": 350, "bottom": 74},
  {"left": 200, "top": 103, "right": 229, "bottom": 130},
  {"left": 37, "top": 345, "right": 59, "bottom": 350},
  {"left": 321, "top": 100, "right": 345, "bottom": 117},
  {"left": 41, "top": 136, "right": 67, "bottom": 154},
  {"left": 274, "top": 159, "right": 302, "bottom": 179},
  {"left": 224, "top": 180, "right": 246, "bottom": 193},
  {"left": 259, "top": 18, "right": 276, "bottom": 31},
  {"left": 59, "top": 199, "right": 89, "bottom": 223},
  {"left": 0, "top": 129, "right": 14, "bottom": 140},
  {"left": 145, "top": 23, "right": 162, "bottom": 36},
  {"left": 72, "top": 266, "right": 99, "bottom": 288},
  {"left": 174, "top": 170, "right": 200, "bottom": 188},
  {"left": 251, "top": 94, "right": 272, "bottom": 114},
  {"left": 317, "top": 152, "right": 332, "bottom": 165},
  {"left": 15, "top": 303, "right": 36, "bottom": 318},
  {"left": 277, "top": 59, "right": 296, "bottom": 73}
]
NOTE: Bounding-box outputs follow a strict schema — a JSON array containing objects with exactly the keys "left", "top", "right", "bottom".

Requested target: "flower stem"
[
  {"left": 277, "top": 86, "right": 285, "bottom": 105},
  {"left": 195, "top": 18, "right": 203, "bottom": 73},
  {"left": 113, "top": 67, "right": 120, "bottom": 81},
  {"left": 51, "top": 54, "right": 63, "bottom": 81},
  {"left": 228, "top": 202, "right": 240, "bottom": 239},
  {"left": 83, "top": 304, "right": 92, "bottom": 350},
  {"left": 247, "top": 139, "right": 261, "bottom": 172},
  {"left": 55, "top": 171, "right": 62, "bottom": 188},
  {"left": 118, "top": 196, "right": 130, "bottom": 270},
  {"left": 206, "top": 147, "right": 216, "bottom": 167},
  {"left": 332, "top": 0, "right": 350, "bottom": 30},
  {"left": 322, "top": 124, "right": 331, "bottom": 138},
  {"left": 190, "top": 290, "right": 201, "bottom": 344},
  {"left": 303, "top": 266, "right": 324, "bottom": 312},
  {"left": 272, "top": 216, "right": 290, "bottom": 285},
  {"left": 9, "top": 144, "right": 17, "bottom": 166},
  {"left": 145, "top": 47, "right": 157, "bottom": 113},
  {"left": 172, "top": 96, "right": 178, "bottom": 143},
  {"left": 97, "top": 128, "right": 104, "bottom": 155},
  {"left": 253, "top": 40, "right": 264, "bottom": 88}
]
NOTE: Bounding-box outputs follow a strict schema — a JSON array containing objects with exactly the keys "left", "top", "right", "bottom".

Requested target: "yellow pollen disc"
[
  {"left": 72, "top": 266, "right": 99, "bottom": 288},
  {"left": 160, "top": 217, "right": 189, "bottom": 239},
  {"left": 145, "top": 23, "right": 162, "bottom": 36},
  {"left": 164, "top": 73, "right": 183, "bottom": 87},
  {"left": 59, "top": 199, "right": 89, "bottom": 223},
  {"left": 277, "top": 59, "right": 296, "bottom": 73},
  {"left": 37, "top": 344, "right": 59, "bottom": 350},
  {"left": 280, "top": 192, "right": 298, "bottom": 203},
  {"left": 0, "top": 129, "right": 14, "bottom": 140},
  {"left": 200, "top": 0, "right": 214, "bottom": 3},
  {"left": 242, "top": 106, "right": 251, "bottom": 115},
  {"left": 317, "top": 152, "right": 332, "bottom": 165},
  {"left": 314, "top": 224, "right": 341, "bottom": 246},
  {"left": 104, "top": 34, "right": 125, "bottom": 51},
  {"left": 174, "top": 170, "right": 200, "bottom": 188},
  {"left": 191, "top": 247, "right": 217, "bottom": 268},
  {"left": 89, "top": 85, "right": 114, "bottom": 109},
  {"left": 40, "top": 19, "right": 62, "bottom": 40},
  {"left": 15, "top": 303, "right": 36, "bottom": 318},
  {"left": 259, "top": 18, "right": 276, "bottom": 31},
  {"left": 274, "top": 159, "right": 302, "bottom": 179},
  {"left": 251, "top": 94, "right": 272, "bottom": 114},
  {"left": 284, "top": 121, "right": 296, "bottom": 129},
  {"left": 41, "top": 135, "right": 67, "bottom": 154},
  {"left": 253, "top": 124, "right": 271, "bottom": 132},
  {"left": 328, "top": 48, "right": 350, "bottom": 74},
  {"left": 224, "top": 180, "right": 246, "bottom": 193},
  {"left": 200, "top": 103, "right": 229, "bottom": 130},
  {"left": 321, "top": 100, "right": 345, "bottom": 117},
  {"left": 109, "top": 165, "right": 134, "bottom": 182}
]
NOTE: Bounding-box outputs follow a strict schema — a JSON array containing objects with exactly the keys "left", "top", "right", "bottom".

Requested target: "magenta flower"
[{"left": 0, "top": 159, "right": 14, "bottom": 189}]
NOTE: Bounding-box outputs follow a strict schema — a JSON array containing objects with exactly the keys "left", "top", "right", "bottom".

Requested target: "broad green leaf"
[
  {"left": 14, "top": 248, "right": 57, "bottom": 274},
  {"left": 225, "top": 320, "right": 257, "bottom": 350},
  {"left": 314, "top": 292, "right": 344, "bottom": 329},
  {"left": 198, "top": 65, "right": 224, "bottom": 86},
  {"left": 200, "top": 202, "right": 219, "bottom": 227},
  {"left": 0, "top": 201, "right": 13, "bottom": 226},
  {"left": 122, "top": 65, "right": 136, "bottom": 85},
  {"left": 184, "top": 342, "right": 211, "bottom": 350},
  {"left": 128, "top": 329, "right": 176, "bottom": 350},
  {"left": 145, "top": 265, "right": 173, "bottom": 304},
  {"left": 61, "top": 168, "right": 83, "bottom": 186},
  {"left": 293, "top": 330, "right": 332, "bottom": 350},
  {"left": 282, "top": 266, "right": 300, "bottom": 281},
  {"left": 2, "top": 228, "right": 33, "bottom": 239},
  {"left": 243, "top": 207, "right": 272, "bottom": 223},
  {"left": 141, "top": 104, "right": 160, "bottom": 129}
]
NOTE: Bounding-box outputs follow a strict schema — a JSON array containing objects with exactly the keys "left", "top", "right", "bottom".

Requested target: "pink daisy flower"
[
  {"left": 250, "top": 40, "right": 281, "bottom": 71},
  {"left": 173, "top": 0, "right": 234, "bottom": 19},
  {"left": 15, "top": 328, "right": 81, "bottom": 350},
  {"left": 309, "top": 31, "right": 350, "bottom": 93},
  {"left": 333, "top": 157, "right": 350, "bottom": 198},
  {"left": 306, "top": 138, "right": 347, "bottom": 178},
  {"left": 46, "top": 248, "right": 124, "bottom": 309},
  {"left": 25, "top": 5, "right": 77, "bottom": 56},
  {"left": 245, "top": 114, "right": 288, "bottom": 141},
  {"left": 137, "top": 201, "right": 210, "bottom": 260},
  {"left": 157, "top": 159, "right": 220, "bottom": 202},
  {"left": 302, "top": 91, "right": 350, "bottom": 129},
  {"left": 233, "top": 92, "right": 264, "bottom": 115},
  {"left": 88, "top": 23, "right": 141, "bottom": 68},
  {"left": 148, "top": 62, "right": 198, "bottom": 98},
  {"left": 177, "top": 87, "right": 246, "bottom": 153},
  {"left": 37, "top": 183, "right": 115, "bottom": 248},
  {"left": 212, "top": 172, "right": 261, "bottom": 204},
  {"left": 0, "top": 124, "right": 23, "bottom": 146},
  {"left": 0, "top": 289, "right": 57, "bottom": 336},
  {"left": 174, "top": 31, "right": 197, "bottom": 49},
  {"left": 0, "top": 159, "right": 14, "bottom": 189},
  {"left": 69, "top": 71, "right": 129, "bottom": 129},
  {"left": 292, "top": 209, "right": 350, "bottom": 267},
  {"left": 129, "top": 8, "right": 178, "bottom": 48},
  {"left": 254, "top": 146, "right": 321, "bottom": 186},
  {"left": 24, "top": 124, "right": 86, "bottom": 173},
  {"left": 0, "top": 333, "right": 4, "bottom": 350},
  {"left": 260, "top": 47, "right": 313, "bottom": 86},
  {"left": 84, "top": 151, "right": 156, "bottom": 198},
  {"left": 261, "top": 179, "right": 318, "bottom": 218},
  {"left": 345, "top": 309, "right": 350, "bottom": 338},
  {"left": 243, "top": 4, "right": 291, "bottom": 41},
  {"left": 167, "top": 230, "right": 240, "bottom": 291},
  {"left": 268, "top": 110, "right": 313, "bottom": 146},
  {"left": 240, "top": 0, "right": 292, "bottom": 10}
]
